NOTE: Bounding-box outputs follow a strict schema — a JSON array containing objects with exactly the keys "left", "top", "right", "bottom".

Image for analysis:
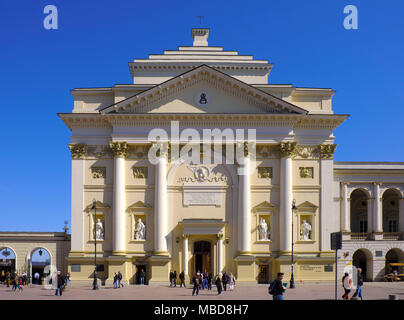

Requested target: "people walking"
[
  {"left": 5, "top": 272, "right": 10, "bottom": 287},
  {"left": 192, "top": 273, "right": 201, "bottom": 296},
  {"left": 215, "top": 274, "right": 223, "bottom": 295},
  {"left": 12, "top": 273, "right": 23, "bottom": 292},
  {"left": 222, "top": 272, "right": 228, "bottom": 291},
  {"left": 342, "top": 272, "right": 352, "bottom": 300},
  {"left": 54, "top": 271, "right": 64, "bottom": 296},
  {"left": 113, "top": 272, "right": 118, "bottom": 289},
  {"left": 351, "top": 268, "right": 363, "bottom": 300},
  {"left": 34, "top": 272, "right": 40, "bottom": 285},
  {"left": 269, "top": 272, "right": 286, "bottom": 300},
  {"left": 139, "top": 269, "right": 146, "bottom": 285},
  {"left": 179, "top": 271, "right": 186, "bottom": 288},
  {"left": 118, "top": 271, "right": 124, "bottom": 288},
  {"left": 228, "top": 273, "right": 236, "bottom": 291}
]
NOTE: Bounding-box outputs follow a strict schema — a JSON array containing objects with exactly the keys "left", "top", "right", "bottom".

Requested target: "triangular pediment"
[
  {"left": 101, "top": 65, "right": 307, "bottom": 115},
  {"left": 126, "top": 201, "right": 152, "bottom": 212},
  {"left": 252, "top": 201, "right": 276, "bottom": 213},
  {"left": 85, "top": 201, "right": 110, "bottom": 212},
  {"left": 296, "top": 201, "right": 318, "bottom": 212}
]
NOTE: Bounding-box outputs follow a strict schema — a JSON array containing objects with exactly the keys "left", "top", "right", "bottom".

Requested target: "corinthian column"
[
  {"left": 217, "top": 233, "right": 223, "bottom": 273},
  {"left": 238, "top": 142, "right": 251, "bottom": 254},
  {"left": 341, "top": 182, "right": 350, "bottom": 232},
  {"left": 279, "top": 142, "right": 296, "bottom": 252},
  {"left": 154, "top": 143, "right": 168, "bottom": 254},
  {"left": 110, "top": 141, "right": 128, "bottom": 255},
  {"left": 183, "top": 235, "right": 189, "bottom": 276},
  {"left": 68, "top": 143, "right": 87, "bottom": 253}
]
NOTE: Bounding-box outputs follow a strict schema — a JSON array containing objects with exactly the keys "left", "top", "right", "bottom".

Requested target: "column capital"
[
  {"left": 217, "top": 233, "right": 224, "bottom": 240},
  {"left": 182, "top": 234, "right": 189, "bottom": 239},
  {"left": 319, "top": 144, "right": 337, "bottom": 159},
  {"left": 279, "top": 142, "right": 297, "bottom": 158},
  {"left": 236, "top": 141, "right": 255, "bottom": 157},
  {"left": 68, "top": 143, "right": 87, "bottom": 159},
  {"left": 152, "top": 142, "right": 169, "bottom": 158},
  {"left": 109, "top": 141, "right": 128, "bottom": 158}
]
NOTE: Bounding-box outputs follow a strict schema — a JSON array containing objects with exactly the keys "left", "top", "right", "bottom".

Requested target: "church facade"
[{"left": 59, "top": 29, "right": 404, "bottom": 284}]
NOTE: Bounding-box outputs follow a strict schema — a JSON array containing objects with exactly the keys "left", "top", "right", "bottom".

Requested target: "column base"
[
  {"left": 372, "top": 232, "right": 383, "bottom": 240},
  {"left": 147, "top": 255, "right": 171, "bottom": 283},
  {"left": 234, "top": 255, "right": 255, "bottom": 282}
]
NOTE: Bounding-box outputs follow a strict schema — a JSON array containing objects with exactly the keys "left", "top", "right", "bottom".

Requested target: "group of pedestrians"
[
  {"left": 191, "top": 271, "right": 236, "bottom": 296},
  {"left": 342, "top": 268, "right": 364, "bottom": 300},
  {"left": 113, "top": 271, "right": 124, "bottom": 289}
]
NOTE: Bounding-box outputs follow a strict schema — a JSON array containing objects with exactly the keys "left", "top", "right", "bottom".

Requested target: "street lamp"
[
  {"left": 92, "top": 199, "right": 99, "bottom": 290},
  {"left": 290, "top": 199, "right": 297, "bottom": 289}
]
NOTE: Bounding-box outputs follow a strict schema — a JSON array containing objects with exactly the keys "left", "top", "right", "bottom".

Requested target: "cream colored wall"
[{"left": 72, "top": 92, "right": 114, "bottom": 113}]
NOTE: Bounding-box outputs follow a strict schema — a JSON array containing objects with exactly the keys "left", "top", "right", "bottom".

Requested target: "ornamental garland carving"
[
  {"left": 299, "top": 167, "right": 314, "bottom": 179},
  {"left": 91, "top": 167, "right": 106, "bottom": 179},
  {"left": 257, "top": 167, "right": 273, "bottom": 179},
  {"left": 68, "top": 143, "right": 87, "bottom": 159},
  {"left": 109, "top": 141, "right": 128, "bottom": 158},
  {"left": 279, "top": 142, "right": 297, "bottom": 158},
  {"left": 133, "top": 167, "right": 148, "bottom": 179},
  {"left": 319, "top": 144, "right": 337, "bottom": 159}
]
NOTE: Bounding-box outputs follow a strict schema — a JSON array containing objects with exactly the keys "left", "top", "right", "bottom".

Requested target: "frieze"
[
  {"left": 299, "top": 167, "right": 314, "bottom": 179},
  {"left": 257, "top": 167, "right": 273, "bottom": 179},
  {"left": 133, "top": 167, "right": 148, "bottom": 179}
]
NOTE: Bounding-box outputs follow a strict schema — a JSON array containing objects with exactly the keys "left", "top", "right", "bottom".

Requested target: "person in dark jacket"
[
  {"left": 270, "top": 273, "right": 286, "bottom": 300},
  {"left": 169, "top": 270, "right": 174, "bottom": 287},
  {"left": 113, "top": 272, "right": 118, "bottom": 289},
  {"left": 173, "top": 271, "right": 177, "bottom": 287},
  {"left": 118, "top": 271, "right": 124, "bottom": 288},
  {"left": 215, "top": 274, "right": 223, "bottom": 295},
  {"left": 221, "top": 272, "right": 228, "bottom": 291},
  {"left": 55, "top": 271, "right": 65, "bottom": 296},
  {"left": 351, "top": 268, "right": 363, "bottom": 300},
  {"left": 179, "top": 271, "right": 186, "bottom": 288},
  {"left": 192, "top": 273, "right": 201, "bottom": 296},
  {"left": 207, "top": 272, "right": 213, "bottom": 290},
  {"left": 139, "top": 269, "right": 146, "bottom": 285}
]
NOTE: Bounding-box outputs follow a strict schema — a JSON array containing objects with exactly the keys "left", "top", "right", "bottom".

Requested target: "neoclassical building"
[{"left": 58, "top": 29, "right": 404, "bottom": 284}]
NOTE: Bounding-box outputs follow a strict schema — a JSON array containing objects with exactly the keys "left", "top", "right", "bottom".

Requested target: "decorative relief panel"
[
  {"left": 177, "top": 165, "right": 228, "bottom": 184},
  {"left": 133, "top": 167, "right": 148, "bottom": 179},
  {"left": 257, "top": 167, "right": 273, "bottom": 179},
  {"left": 299, "top": 167, "right": 314, "bottom": 179},
  {"left": 91, "top": 167, "right": 106, "bottom": 179}
]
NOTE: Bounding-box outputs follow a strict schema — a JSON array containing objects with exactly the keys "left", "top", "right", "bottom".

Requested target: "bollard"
[{"left": 388, "top": 294, "right": 398, "bottom": 300}]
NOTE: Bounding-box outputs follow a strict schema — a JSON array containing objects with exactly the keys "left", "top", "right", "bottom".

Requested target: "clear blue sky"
[{"left": 0, "top": 0, "right": 403, "bottom": 231}]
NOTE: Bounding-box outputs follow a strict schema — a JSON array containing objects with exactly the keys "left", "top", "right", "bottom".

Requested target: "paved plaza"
[{"left": 1, "top": 282, "right": 404, "bottom": 300}]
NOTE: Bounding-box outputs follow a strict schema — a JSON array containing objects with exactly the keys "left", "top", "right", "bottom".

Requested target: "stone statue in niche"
[
  {"left": 95, "top": 219, "right": 104, "bottom": 240},
  {"left": 135, "top": 218, "right": 146, "bottom": 240},
  {"left": 258, "top": 218, "right": 270, "bottom": 240},
  {"left": 300, "top": 219, "right": 312, "bottom": 240}
]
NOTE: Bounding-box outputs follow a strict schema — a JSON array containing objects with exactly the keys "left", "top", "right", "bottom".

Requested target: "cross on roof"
[{"left": 197, "top": 15, "right": 203, "bottom": 25}]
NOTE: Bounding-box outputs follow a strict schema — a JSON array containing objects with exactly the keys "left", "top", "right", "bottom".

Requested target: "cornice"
[{"left": 59, "top": 112, "right": 347, "bottom": 131}]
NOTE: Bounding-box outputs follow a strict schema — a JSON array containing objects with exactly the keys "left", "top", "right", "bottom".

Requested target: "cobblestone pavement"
[{"left": 1, "top": 282, "right": 404, "bottom": 300}]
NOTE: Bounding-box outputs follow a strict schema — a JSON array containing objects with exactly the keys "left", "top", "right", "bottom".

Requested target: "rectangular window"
[
  {"left": 71, "top": 264, "right": 81, "bottom": 272},
  {"left": 388, "top": 220, "right": 398, "bottom": 232},
  {"left": 324, "top": 265, "right": 333, "bottom": 272},
  {"left": 96, "top": 264, "right": 104, "bottom": 272},
  {"left": 359, "top": 220, "right": 368, "bottom": 233}
]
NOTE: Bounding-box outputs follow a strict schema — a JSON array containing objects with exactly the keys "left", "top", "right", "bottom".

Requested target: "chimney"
[{"left": 192, "top": 28, "right": 209, "bottom": 46}]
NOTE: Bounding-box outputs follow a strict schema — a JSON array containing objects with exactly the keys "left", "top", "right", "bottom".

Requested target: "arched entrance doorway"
[
  {"left": 385, "top": 248, "right": 404, "bottom": 274},
  {"left": 28, "top": 248, "right": 51, "bottom": 284},
  {"left": 0, "top": 247, "right": 16, "bottom": 278},
  {"left": 194, "top": 241, "right": 212, "bottom": 275},
  {"left": 352, "top": 249, "right": 373, "bottom": 281}
]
